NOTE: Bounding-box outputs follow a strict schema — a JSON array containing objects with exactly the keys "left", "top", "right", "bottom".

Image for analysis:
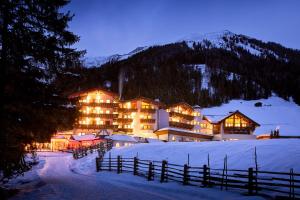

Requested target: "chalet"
[
  {"left": 68, "top": 87, "right": 119, "bottom": 135},
  {"left": 204, "top": 110, "right": 260, "bottom": 141}
]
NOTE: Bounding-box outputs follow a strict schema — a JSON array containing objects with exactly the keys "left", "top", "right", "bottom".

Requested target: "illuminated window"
[
  {"left": 106, "top": 110, "right": 110, "bottom": 114},
  {"left": 141, "top": 102, "right": 151, "bottom": 109},
  {"left": 142, "top": 125, "right": 152, "bottom": 130},
  {"left": 96, "top": 95, "right": 101, "bottom": 103},
  {"left": 100, "top": 99, "right": 104, "bottom": 103},
  {"left": 144, "top": 115, "right": 152, "bottom": 119},
  {"left": 124, "top": 124, "right": 132, "bottom": 129},
  {"left": 115, "top": 142, "right": 120, "bottom": 148},
  {"left": 171, "top": 136, "right": 176, "bottom": 141},
  {"left": 106, "top": 99, "right": 110, "bottom": 103}
]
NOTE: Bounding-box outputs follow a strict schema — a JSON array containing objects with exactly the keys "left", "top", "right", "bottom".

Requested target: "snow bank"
[
  {"left": 106, "top": 139, "right": 300, "bottom": 172},
  {"left": 202, "top": 96, "right": 300, "bottom": 136}
]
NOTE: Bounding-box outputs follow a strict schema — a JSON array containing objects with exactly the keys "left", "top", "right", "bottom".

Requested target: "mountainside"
[{"left": 64, "top": 31, "right": 300, "bottom": 107}]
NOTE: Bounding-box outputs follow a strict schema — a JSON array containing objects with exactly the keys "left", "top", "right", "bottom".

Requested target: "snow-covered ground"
[
  {"left": 4, "top": 152, "right": 264, "bottom": 200},
  {"left": 107, "top": 139, "right": 300, "bottom": 172},
  {"left": 202, "top": 96, "right": 300, "bottom": 136}
]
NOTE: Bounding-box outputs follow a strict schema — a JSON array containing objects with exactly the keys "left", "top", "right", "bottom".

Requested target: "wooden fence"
[
  {"left": 73, "top": 140, "right": 112, "bottom": 159},
  {"left": 96, "top": 155, "right": 300, "bottom": 199}
]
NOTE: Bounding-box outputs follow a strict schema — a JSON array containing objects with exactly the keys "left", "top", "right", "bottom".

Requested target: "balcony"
[
  {"left": 81, "top": 113, "right": 118, "bottom": 118},
  {"left": 79, "top": 102, "right": 118, "bottom": 108},
  {"left": 169, "top": 121, "right": 194, "bottom": 130},
  {"left": 140, "top": 119, "right": 156, "bottom": 123},
  {"left": 76, "top": 124, "right": 118, "bottom": 130},
  {"left": 116, "top": 118, "right": 133, "bottom": 123},
  {"left": 117, "top": 108, "right": 138, "bottom": 113},
  {"left": 169, "top": 111, "right": 194, "bottom": 121},
  {"left": 118, "top": 128, "right": 133, "bottom": 133},
  {"left": 223, "top": 127, "right": 252, "bottom": 135},
  {"left": 140, "top": 108, "right": 156, "bottom": 113}
]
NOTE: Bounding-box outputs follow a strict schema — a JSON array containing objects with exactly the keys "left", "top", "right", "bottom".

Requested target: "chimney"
[{"left": 118, "top": 67, "right": 125, "bottom": 100}]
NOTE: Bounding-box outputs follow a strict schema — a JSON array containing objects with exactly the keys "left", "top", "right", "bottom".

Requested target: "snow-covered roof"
[
  {"left": 156, "top": 127, "right": 212, "bottom": 137},
  {"left": 203, "top": 114, "right": 228, "bottom": 123},
  {"left": 105, "top": 134, "right": 137, "bottom": 142},
  {"left": 71, "top": 134, "right": 98, "bottom": 141}
]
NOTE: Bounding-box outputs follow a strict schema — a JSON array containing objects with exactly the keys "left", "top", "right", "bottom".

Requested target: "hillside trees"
[{"left": 0, "top": 0, "right": 83, "bottom": 179}]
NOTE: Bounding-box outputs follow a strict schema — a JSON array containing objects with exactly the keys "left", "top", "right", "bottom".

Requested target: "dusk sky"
[{"left": 66, "top": 0, "right": 300, "bottom": 57}]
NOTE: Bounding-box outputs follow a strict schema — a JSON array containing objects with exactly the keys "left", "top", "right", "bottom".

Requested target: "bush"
[{"left": 254, "top": 102, "right": 262, "bottom": 107}]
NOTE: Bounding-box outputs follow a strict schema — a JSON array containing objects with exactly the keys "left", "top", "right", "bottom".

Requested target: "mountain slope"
[{"left": 66, "top": 31, "right": 300, "bottom": 107}]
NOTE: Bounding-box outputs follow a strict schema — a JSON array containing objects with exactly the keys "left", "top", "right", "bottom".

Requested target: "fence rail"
[
  {"left": 96, "top": 155, "right": 299, "bottom": 199},
  {"left": 73, "top": 140, "right": 112, "bottom": 159}
]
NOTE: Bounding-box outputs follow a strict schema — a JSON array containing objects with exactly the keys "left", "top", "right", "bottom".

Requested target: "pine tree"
[{"left": 0, "top": 0, "right": 84, "bottom": 180}]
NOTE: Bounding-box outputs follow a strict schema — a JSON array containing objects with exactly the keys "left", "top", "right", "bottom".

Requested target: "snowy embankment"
[
  {"left": 106, "top": 139, "right": 300, "bottom": 172},
  {"left": 202, "top": 96, "right": 300, "bottom": 136},
  {"left": 5, "top": 152, "right": 264, "bottom": 200}
]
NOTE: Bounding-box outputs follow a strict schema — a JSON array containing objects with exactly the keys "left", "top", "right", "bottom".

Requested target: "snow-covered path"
[{"left": 9, "top": 152, "right": 265, "bottom": 200}]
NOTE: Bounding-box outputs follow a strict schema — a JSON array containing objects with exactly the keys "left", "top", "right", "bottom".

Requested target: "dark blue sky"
[{"left": 66, "top": 0, "right": 300, "bottom": 57}]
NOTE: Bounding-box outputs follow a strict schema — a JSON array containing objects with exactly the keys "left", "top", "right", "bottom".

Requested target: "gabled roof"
[
  {"left": 70, "top": 134, "right": 99, "bottom": 141},
  {"left": 205, "top": 110, "right": 260, "bottom": 126},
  {"left": 68, "top": 87, "right": 118, "bottom": 99},
  {"left": 167, "top": 102, "right": 194, "bottom": 111},
  {"left": 105, "top": 134, "right": 137, "bottom": 142}
]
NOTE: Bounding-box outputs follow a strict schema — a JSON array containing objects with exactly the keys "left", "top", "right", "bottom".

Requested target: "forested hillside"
[{"left": 64, "top": 31, "right": 300, "bottom": 107}]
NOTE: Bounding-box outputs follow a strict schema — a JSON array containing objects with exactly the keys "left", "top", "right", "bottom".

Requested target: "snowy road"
[{"left": 10, "top": 153, "right": 264, "bottom": 200}]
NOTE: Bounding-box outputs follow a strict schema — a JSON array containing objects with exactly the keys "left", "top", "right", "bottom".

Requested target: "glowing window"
[{"left": 106, "top": 99, "right": 110, "bottom": 103}]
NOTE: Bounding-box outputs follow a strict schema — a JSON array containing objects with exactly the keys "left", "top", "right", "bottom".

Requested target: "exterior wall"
[
  {"left": 213, "top": 122, "right": 256, "bottom": 141},
  {"left": 118, "top": 99, "right": 160, "bottom": 138},
  {"left": 112, "top": 140, "right": 136, "bottom": 148},
  {"left": 157, "top": 109, "right": 169, "bottom": 129}
]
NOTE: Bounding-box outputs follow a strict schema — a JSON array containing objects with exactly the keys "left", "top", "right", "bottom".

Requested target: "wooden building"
[{"left": 205, "top": 110, "right": 260, "bottom": 141}]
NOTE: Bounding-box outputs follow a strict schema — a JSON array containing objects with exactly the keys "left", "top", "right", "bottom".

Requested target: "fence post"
[
  {"left": 96, "top": 157, "right": 100, "bottom": 172},
  {"left": 148, "top": 162, "right": 153, "bottom": 181},
  {"left": 183, "top": 164, "right": 189, "bottom": 185},
  {"left": 160, "top": 160, "right": 167, "bottom": 183},
  {"left": 290, "top": 168, "right": 295, "bottom": 199},
  {"left": 133, "top": 157, "right": 138, "bottom": 175},
  {"left": 248, "top": 167, "right": 253, "bottom": 195},
  {"left": 109, "top": 152, "right": 112, "bottom": 171},
  {"left": 117, "top": 155, "right": 122, "bottom": 174},
  {"left": 203, "top": 164, "right": 208, "bottom": 187}
]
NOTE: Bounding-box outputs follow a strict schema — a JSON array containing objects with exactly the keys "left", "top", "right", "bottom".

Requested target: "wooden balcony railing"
[
  {"left": 116, "top": 118, "right": 133, "bottom": 123},
  {"left": 169, "top": 111, "right": 194, "bottom": 121},
  {"left": 79, "top": 102, "right": 118, "bottom": 108},
  {"left": 169, "top": 121, "right": 194, "bottom": 130},
  {"left": 223, "top": 127, "right": 252, "bottom": 135},
  {"left": 118, "top": 128, "right": 133, "bottom": 133},
  {"left": 75, "top": 124, "right": 118, "bottom": 130},
  {"left": 140, "top": 119, "right": 156, "bottom": 124},
  {"left": 117, "top": 108, "right": 138, "bottom": 113},
  {"left": 81, "top": 113, "right": 118, "bottom": 118},
  {"left": 140, "top": 108, "right": 156, "bottom": 113}
]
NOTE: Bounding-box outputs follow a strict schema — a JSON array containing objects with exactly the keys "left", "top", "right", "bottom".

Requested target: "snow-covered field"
[
  {"left": 107, "top": 139, "right": 300, "bottom": 172},
  {"left": 4, "top": 152, "right": 263, "bottom": 200},
  {"left": 202, "top": 96, "right": 300, "bottom": 136}
]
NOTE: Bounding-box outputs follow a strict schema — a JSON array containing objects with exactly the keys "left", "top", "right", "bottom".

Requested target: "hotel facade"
[{"left": 67, "top": 88, "right": 260, "bottom": 142}]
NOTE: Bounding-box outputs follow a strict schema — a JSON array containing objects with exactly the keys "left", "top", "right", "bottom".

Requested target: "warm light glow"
[
  {"left": 106, "top": 110, "right": 110, "bottom": 114},
  {"left": 106, "top": 99, "right": 110, "bottom": 103},
  {"left": 86, "top": 107, "right": 90, "bottom": 114},
  {"left": 86, "top": 95, "right": 91, "bottom": 103},
  {"left": 116, "top": 142, "right": 120, "bottom": 148},
  {"left": 96, "top": 95, "right": 101, "bottom": 103}
]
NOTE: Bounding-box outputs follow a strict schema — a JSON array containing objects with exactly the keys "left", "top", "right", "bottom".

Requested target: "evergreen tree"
[{"left": 0, "top": 0, "right": 83, "bottom": 180}]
